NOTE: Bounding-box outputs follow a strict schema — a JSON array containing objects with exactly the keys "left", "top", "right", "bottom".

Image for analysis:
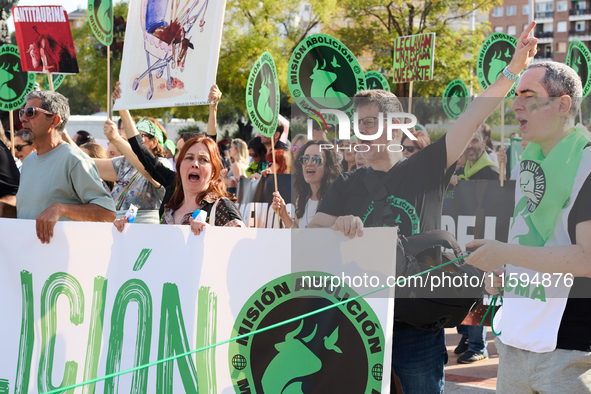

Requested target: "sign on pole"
[
  {"left": 565, "top": 39, "right": 591, "bottom": 97},
  {"left": 0, "top": 44, "right": 35, "bottom": 111},
  {"left": 443, "top": 79, "right": 469, "bottom": 120},
  {"left": 88, "top": 0, "right": 113, "bottom": 46},
  {"left": 477, "top": 33, "right": 517, "bottom": 97},
  {"left": 288, "top": 34, "right": 366, "bottom": 125},
  {"left": 392, "top": 33, "right": 436, "bottom": 83},
  {"left": 365, "top": 71, "right": 390, "bottom": 91},
  {"left": 246, "top": 52, "right": 280, "bottom": 137}
]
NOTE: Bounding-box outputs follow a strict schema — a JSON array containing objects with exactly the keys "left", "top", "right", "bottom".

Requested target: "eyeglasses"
[
  {"left": 140, "top": 133, "right": 154, "bottom": 139},
  {"left": 15, "top": 142, "right": 32, "bottom": 152},
  {"left": 404, "top": 145, "right": 418, "bottom": 153},
  {"left": 299, "top": 154, "right": 323, "bottom": 166},
  {"left": 352, "top": 116, "right": 380, "bottom": 129},
  {"left": 19, "top": 106, "right": 55, "bottom": 119}
]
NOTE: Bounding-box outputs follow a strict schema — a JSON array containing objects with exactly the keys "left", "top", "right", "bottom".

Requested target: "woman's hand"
[
  {"left": 208, "top": 84, "right": 221, "bottom": 108},
  {"left": 189, "top": 216, "right": 209, "bottom": 236},
  {"left": 450, "top": 174, "right": 459, "bottom": 186},
  {"left": 114, "top": 216, "right": 129, "bottom": 233},
  {"left": 261, "top": 168, "right": 272, "bottom": 177},
  {"left": 272, "top": 191, "right": 292, "bottom": 228},
  {"left": 113, "top": 81, "right": 122, "bottom": 101},
  {"left": 104, "top": 119, "right": 121, "bottom": 142},
  {"left": 250, "top": 173, "right": 261, "bottom": 180}
]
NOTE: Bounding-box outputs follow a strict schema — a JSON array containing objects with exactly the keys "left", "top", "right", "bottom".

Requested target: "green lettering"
[
  {"left": 15, "top": 270, "right": 35, "bottom": 394},
  {"left": 530, "top": 285, "right": 546, "bottom": 302},
  {"left": 195, "top": 286, "right": 218, "bottom": 393},
  {"left": 514, "top": 280, "right": 530, "bottom": 298},
  {"left": 82, "top": 277, "right": 107, "bottom": 394}
]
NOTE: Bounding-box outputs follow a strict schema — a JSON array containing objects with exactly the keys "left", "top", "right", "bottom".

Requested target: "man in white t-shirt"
[{"left": 467, "top": 61, "right": 591, "bottom": 392}]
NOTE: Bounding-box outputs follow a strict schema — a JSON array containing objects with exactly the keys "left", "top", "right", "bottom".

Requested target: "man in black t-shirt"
[
  {"left": 308, "top": 24, "right": 539, "bottom": 394},
  {"left": 0, "top": 139, "right": 19, "bottom": 217}
]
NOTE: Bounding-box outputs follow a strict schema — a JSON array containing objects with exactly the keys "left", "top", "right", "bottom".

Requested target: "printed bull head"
[
  {"left": 487, "top": 50, "right": 509, "bottom": 84},
  {"left": 520, "top": 171, "right": 539, "bottom": 204},
  {"left": 98, "top": 0, "right": 113, "bottom": 32},
  {"left": 257, "top": 72, "right": 274, "bottom": 122},
  {"left": 261, "top": 320, "right": 322, "bottom": 394},
  {"left": 0, "top": 63, "right": 17, "bottom": 100},
  {"left": 573, "top": 54, "right": 582, "bottom": 74},
  {"left": 449, "top": 91, "right": 461, "bottom": 115},
  {"left": 309, "top": 57, "right": 349, "bottom": 108}
]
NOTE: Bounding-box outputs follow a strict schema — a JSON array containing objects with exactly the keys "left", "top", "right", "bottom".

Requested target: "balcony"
[
  {"left": 570, "top": 8, "right": 591, "bottom": 16},
  {"left": 569, "top": 29, "right": 590, "bottom": 35},
  {"left": 535, "top": 31, "right": 555, "bottom": 38},
  {"left": 535, "top": 11, "right": 554, "bottom": 18}
]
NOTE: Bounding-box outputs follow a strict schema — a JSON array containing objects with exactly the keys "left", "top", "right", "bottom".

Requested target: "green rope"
[
  {"left": 42, "top": 254, "right": 468, "bottom": 394},
  {"left": 479, "top": 270, "right": 503, "bottom": 336}
]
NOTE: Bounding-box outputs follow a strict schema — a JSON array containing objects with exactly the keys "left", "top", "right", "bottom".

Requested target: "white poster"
[
  {"left": 113, "top": 0, "right": 226, "bottom": 110},
  {"left": 0, "top": 219, "right": 395, "bottom": 393}
]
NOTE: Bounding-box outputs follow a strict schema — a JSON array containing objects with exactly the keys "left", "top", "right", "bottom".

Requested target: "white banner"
[
  {"left": 114, "top": 0, "right": 226, "bottom": 110},
  {"left": 0, "top": 219, "right": 395, "bottom": 393}
]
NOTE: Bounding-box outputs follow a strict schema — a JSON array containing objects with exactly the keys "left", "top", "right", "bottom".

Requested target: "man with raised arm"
[
  {"left": 466, "top": 60, "right": 591, "bottom": 391},
  {"left": 308, "top": 23, "right": 538, "bottom": 394},
  {"left": 16, "top": 91, "right": 116, "bottom": 244}
]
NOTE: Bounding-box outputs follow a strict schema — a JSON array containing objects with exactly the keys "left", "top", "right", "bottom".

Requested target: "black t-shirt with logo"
[{"left": 318, "top": 136, "right": 453, "bottom": 237}]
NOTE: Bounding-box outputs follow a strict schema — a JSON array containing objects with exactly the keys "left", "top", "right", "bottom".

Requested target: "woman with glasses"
[
  {"left": 272, "top": 140, "right": 340, "bottom": 228},
  {"left": 401, "top": 128, "right": 431, "bottom": 159},
  {"left": 290, "top": 134, "right": 308, "bottom": 162},
  {"left": 114, "top": 135, "right": 245, "bottom": 234},
  {"left": 13, "top": 129, "right": 36, "bottom": 166},
  {"left": 90, "top": 116, "right": 173, "bottom": 224}
]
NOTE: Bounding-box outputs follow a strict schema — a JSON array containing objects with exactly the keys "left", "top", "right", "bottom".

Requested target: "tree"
[
  {"left": 0, "top": 0, "right": 18, "bottom": 45},
  {"left": 336, "top": 0, "right": 501, "bottom": 101}
]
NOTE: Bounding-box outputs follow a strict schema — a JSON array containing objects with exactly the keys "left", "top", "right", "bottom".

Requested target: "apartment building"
[{"left": 489, "top": 0, "right": 591, "bottom": 63}]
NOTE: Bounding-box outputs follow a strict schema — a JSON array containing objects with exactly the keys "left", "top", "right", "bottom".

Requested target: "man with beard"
[
  {"left": 16, "top": 91, "right": 115, "bottom": 244},
  {"left": 455, "top": 126, "right": 499, "bottom": 181},
  {"left": 308, "top": 23, "right": 538, "bottom": 393}
]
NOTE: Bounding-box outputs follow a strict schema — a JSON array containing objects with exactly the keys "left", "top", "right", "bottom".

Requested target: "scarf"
[
  {"left": 458, "top": 151, "right": 498, "bottom": 180},
  {"left": 511, "top": 126, "right": 590, "bottom": 246}
]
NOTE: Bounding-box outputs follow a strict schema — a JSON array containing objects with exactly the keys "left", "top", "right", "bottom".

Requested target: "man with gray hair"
[
  {"left": 467, "top": 60, "right": 591, "bottom": 391},
  {"left": 16, "top": 90, "right": 115, "bottom": 244}
]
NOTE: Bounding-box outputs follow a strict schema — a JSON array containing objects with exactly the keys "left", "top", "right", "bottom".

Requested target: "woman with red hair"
[{"left": 115, "top": 135, "right": 244, "bottom": 234}]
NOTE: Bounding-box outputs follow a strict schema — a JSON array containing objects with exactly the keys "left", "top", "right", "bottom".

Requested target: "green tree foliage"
[{"left": 336, "top": 0, "right": 500, "bottom": 100}]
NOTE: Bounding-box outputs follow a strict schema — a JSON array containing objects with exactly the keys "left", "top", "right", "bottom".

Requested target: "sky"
[{"left": 7, "top": 1, "right": 87, "bottom": 32}]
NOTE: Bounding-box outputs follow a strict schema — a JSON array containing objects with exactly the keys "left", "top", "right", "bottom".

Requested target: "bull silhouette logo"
[
  {"left": 257, "top": 70, "right": 274, "bottom": 123},
  {"left": 487, "top": 48, "right": 512, "bottom": 85},
  {"left": 0, "top": 62, "right": 18, "bottom": 101},
  {"left": 519, "top": 160, "right": 546, "bottom": 212},
  {"left": 309, "top": 57, "right": 350, "bottom": 108},
  {"left": 0, "top": 45, "right": 36, "bottom": 111}
]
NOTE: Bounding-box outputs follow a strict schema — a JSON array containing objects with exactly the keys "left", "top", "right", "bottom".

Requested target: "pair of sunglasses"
[
  {"left": 19, "top": 106, "right": 54, "bottom": 119},
  {"left": 404, "top": 145, "right": 419, "bottom": 153},
  {"left": 15, "top": 141, "right": 32, "bottom": 152},
  {"left": 299, "top": 155, "right": 323, "bottom": 166},
  {"left": 140, "top": 132, "right": 154, "bottom": 139}
]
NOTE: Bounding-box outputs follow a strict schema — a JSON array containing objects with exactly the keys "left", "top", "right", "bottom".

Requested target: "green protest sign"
[
  {"left": 288, "top": 34, "right": 366, "bottom": 125},
  {"left": 477, "top": 33, "right": 517, "bottom": 97},
  {"left": 392, "top": 33, "right": 435, "bottom": 83},
  {"left": 88, "top": 0, "right": 113, "bottom": 46},
  {"left": 44, "top": 74, "right": 66, "bottom": 91},
  {"left": 0, "top": 45, "right": 36, "bottom": 111},
  {"left": 565, "top": 39, "right": 591, "bottom": 97},
  {"left": 443, "top": 79, "right": 469, "bottom": 120},
  {"left": 365, "top": 71, "right": 390, "bottom": 91},
  {"left": 246, "top": 51, "right": 280, "bottom": 137}
]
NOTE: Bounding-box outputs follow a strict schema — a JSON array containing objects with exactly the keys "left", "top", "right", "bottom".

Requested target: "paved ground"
[{"left": 444, "top": 327, "right": 498, "bottom": 393}]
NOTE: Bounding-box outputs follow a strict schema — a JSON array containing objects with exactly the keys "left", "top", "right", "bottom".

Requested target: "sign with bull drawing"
[
  {"left": 477, "top": 33, "right": 517, "bottom": 98},
  {"left": 12, "top": 5, "right": 79, "bottom": 74},
  {"left": 114, "top": 0, "right": 227, "bottom": 110}
]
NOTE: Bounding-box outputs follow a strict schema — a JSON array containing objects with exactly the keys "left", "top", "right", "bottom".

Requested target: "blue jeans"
[
  {"left": 457, "top": 324, "right": 487, "bottom": 353},
  {"left": 391, "top": 327, "right": 448, "bottom": 394}
]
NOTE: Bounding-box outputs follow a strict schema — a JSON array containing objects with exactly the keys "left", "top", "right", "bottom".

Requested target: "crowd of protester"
[{"left": 3, "top": 25, "right": 591, "bottom": 393}]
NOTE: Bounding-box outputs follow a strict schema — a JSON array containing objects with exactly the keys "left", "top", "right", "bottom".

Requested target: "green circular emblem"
[
  {"left": 88, "top": 0, "right": 113, "bottom": 46},
  {"left": 565, "top": 39, "right": 591, "bottom": 97},
  {"left": 229, "top": 272, "right": 385, "bottom": 393},
  {"left": 362, "top": 196, "right": 420, "bottom": 235},
  {"left": 443, "top": 79, "right": 469, "bottom": 120},
  {"left": 288, "top": 34, "right": 366, "bottom": 125},
  {"left": 477, "top": 33, "right": 517, "bottom": 97},
  {"left": 44, "top": 74, "right": 66, "bottom": 91},
  {"left": 0, "top": 45, "right": 35, "bottom": 112},
  {"left": 246, "top": 51, "right": 280, "bottom": 137},
  {"left": 365, "top": 71, "right": 390, "bottom": 92}
]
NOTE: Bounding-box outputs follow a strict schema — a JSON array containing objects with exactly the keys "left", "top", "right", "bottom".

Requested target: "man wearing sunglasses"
[
  {"left": 16, "top": 91, "right": 116, "bottom": 244},
  {"left": 308, "top": 23, "right": 538, "bottom": 394},
  {"left": 13, "top": 129, "right": 36, "bottom": 167}
]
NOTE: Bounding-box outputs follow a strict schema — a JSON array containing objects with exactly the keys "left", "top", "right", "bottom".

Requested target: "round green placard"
[
  {"left": 88, "top": 0, "right": 113, "bottom": 46},
  {"left": 44, "top": 74, "right": 66, "bottom": 91},
  {"left": 288, "top": 34, "right": 366, "bottom": 125},
  {"left": 365, "top": 71, "right": 390, "bottom": 92},
  {"left": 443, "top": 79, "right": 469, "bottom": 120},
  {"left": 477, "top": 33, "right": 517, "bottom": 97},
  {"left": 228, "top": 272, "right": 385, "bottom": 394},
  {"left": 246, "top": 51, "right": 280, "bottom": 137},
  {"left": 0, "top": 44, "right": 36, "bottom": 112},
  {"left": 565, "top": 39, "right": 591, "bottom": 97}
]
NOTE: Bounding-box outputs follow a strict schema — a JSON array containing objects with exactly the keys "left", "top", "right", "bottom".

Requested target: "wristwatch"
[{"left": 503, "top": 67, "right": 520, "bottom": 83}]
